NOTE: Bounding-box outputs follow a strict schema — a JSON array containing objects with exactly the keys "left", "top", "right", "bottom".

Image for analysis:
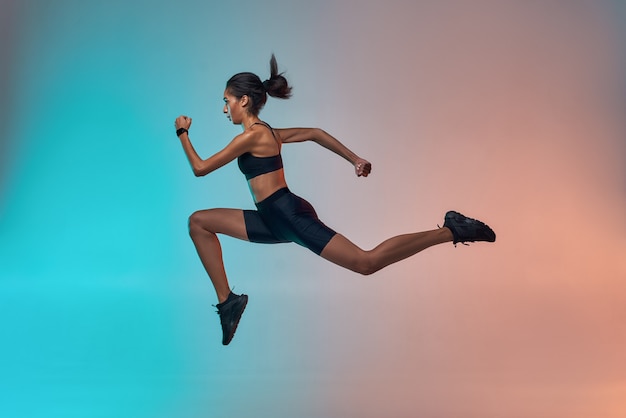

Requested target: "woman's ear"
[{"left": 240, "top": 95, "right": 249, "bottom": 108}]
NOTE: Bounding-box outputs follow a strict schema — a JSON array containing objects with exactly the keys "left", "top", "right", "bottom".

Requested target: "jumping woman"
[{"left": 174, "top": 55, "right": 495, "bottom": 345}]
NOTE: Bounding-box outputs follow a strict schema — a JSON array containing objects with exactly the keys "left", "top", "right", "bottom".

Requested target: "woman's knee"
[
  {"left": 322, "top": 235, "right": 379, "bottom": 275},
  {"left": 345, "top": 251, "right": 379, "bottom": 276},
  {"left": 188, "top": 210, "right": 214, "bottom": 236},
  {"left": 354, "top": 255, "right": 379, "bottom": 276}
]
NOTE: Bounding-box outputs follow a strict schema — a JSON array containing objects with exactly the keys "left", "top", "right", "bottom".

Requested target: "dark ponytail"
[
  {"left": 225, "top": 54, "right": 292, "bottom": 116},
  {"left": 262, "top": 54, "right": 292, "bottom": 99}
]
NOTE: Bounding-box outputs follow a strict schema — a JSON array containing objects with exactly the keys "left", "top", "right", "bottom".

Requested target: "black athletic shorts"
[{"left": 243, "top": 188, "right": 337, "bottom": 255}]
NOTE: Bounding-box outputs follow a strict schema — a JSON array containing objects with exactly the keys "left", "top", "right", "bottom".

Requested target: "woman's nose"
[{"left": 223, "top": 104, "right": 228, "bottom": 113}]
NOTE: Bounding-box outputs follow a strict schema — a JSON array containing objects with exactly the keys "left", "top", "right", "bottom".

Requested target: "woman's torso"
[{"left": 239, "top": 122, "right": 288, "bottom": 202}]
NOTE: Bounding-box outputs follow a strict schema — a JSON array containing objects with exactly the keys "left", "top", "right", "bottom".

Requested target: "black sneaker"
[
  {"left": 216, "top": 292, "right": 248, "bottom": 345},
  {"left": 443, "top": 211, "right": 496, "bottom": 245}
]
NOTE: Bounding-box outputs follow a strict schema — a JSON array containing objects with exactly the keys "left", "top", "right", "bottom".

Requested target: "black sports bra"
[{"left": 237, "top": 122, "right": 284, "bottom": 180}]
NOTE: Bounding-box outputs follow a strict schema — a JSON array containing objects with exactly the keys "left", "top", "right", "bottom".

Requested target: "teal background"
[
  {"left": 2, "top": 1, "right": 626, "bottom": 417},
  {"left": 1, "top": 1, "right": 341, "bottom": 417}
]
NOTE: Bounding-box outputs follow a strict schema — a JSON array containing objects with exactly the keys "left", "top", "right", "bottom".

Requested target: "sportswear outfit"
[
  {"left": 217, "top": 122, "right": 337, "bottom": 345},
  {"left": 240, "top": 122, "right": 337, "bottom": 255}
]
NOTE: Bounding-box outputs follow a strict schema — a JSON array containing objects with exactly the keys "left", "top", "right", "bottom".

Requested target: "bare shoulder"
[{"left": 222, "top": 129, "right": 258, "bottom": 155}]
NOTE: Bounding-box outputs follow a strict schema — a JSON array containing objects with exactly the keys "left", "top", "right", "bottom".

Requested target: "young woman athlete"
[{"left": 174, "top": 55, "right": 495, "bottom": 345}]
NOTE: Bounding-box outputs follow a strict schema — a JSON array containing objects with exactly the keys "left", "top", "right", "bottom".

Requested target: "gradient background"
[{"left": 1, "top": 1, "right": 626, "bottom": 417}]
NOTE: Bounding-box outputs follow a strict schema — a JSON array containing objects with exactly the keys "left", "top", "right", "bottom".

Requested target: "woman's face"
[{"left": 223, "top": 90, "right": 246, "bottom": 124}]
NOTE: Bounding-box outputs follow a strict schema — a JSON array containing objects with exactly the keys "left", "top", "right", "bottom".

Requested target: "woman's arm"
[
  {"left": 175, "top": 115, "right": 249, "bottom": 177},
  {"left": 276, "top": 127, "right": 372, "bottom": 177}
]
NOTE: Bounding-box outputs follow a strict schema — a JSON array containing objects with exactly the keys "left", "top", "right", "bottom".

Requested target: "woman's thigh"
[
  {"left": 189, "top": 208, "right": 249, "bottom": 240},
  {"left": 319, "top": 233, "right": 369, "bottom": 273}
]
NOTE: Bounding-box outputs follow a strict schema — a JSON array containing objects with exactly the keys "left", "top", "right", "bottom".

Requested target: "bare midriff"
[{"left": 247, "top": 168, "right": 288, "bottom": 203}]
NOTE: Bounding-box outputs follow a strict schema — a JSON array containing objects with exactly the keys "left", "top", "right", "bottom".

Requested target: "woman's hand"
[
  {"left": 175, "top": 115, "right": 193, "bottom": 130},
  {"left": 354, "top": 158, "right": 372, "bottom": 177}
]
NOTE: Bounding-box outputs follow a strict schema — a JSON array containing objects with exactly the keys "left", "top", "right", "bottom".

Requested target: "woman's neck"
[{"left": 240, "top": 115, "right": 261, "bottom": 131}]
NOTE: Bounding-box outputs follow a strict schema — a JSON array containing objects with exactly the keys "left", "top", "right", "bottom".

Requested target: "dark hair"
[{"left": 225, "top": 54, "right": 292, "bottom": 116}]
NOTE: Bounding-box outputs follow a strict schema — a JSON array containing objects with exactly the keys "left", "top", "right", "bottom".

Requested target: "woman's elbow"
[
  {"left": 311, "top": 127, "right": 326, "bottom": 141},
  {"left": 192, "top": 165, "right": 208, "bottom": 177}
]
